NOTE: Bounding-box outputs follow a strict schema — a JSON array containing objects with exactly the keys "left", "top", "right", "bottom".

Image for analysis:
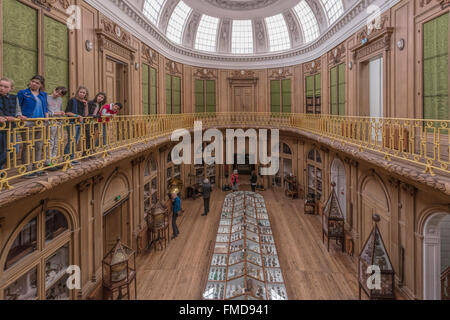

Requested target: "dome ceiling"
[{"left": 142, "top": 0, "right": 350, "bottom": 54}]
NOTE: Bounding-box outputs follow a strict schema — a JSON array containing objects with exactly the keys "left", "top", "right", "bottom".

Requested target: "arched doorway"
[
  {"left": 423, "top": 212, "right": 450, "bottom": 300},
  {"left": 331, "top": 158, "right": 346, "bottom": 220}
]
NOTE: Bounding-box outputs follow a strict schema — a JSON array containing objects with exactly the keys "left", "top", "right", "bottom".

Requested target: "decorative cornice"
[
  {"left": 165, "top": 59, "right": 183, "bottom": 76},
  {"left": 419, "top": 0, "right": 450, "bottom": 9},
  {"left": 131, "top": 156, "right": 146, "bottom": 166},
  {"left": 31, "top": 0, "right": 69, "bottom": 11},
  {"left": 101, "top": 0, "right": 399, "bottom": 68},
  {"left": 77, "top": 179, "right": 92, "bottom": 192},
  {"left": 142, "top": 44, "right": 159, "bottom": 66},
  {"left": 328, "top": 43, "right": 346, "bottom": 66},
  {"left": 268, "top": 68, "right": 293, "bottom": 80},
  {"left": 303, "top": 58, "right": 321, "bottom": 75},
  {"left": 194, "top": 68, "right": 218, "bottom": 80}
]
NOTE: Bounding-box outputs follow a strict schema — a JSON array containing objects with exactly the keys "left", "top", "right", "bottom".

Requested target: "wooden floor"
[{"left": 136, "top": 184, "right": 360, "bottom": 300}]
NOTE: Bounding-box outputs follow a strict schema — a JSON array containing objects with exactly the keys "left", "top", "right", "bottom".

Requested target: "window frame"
[
  {"left": 195, "top": 79, "right": 216, "bottom": 113},
  {"left": 329, "top": 63, "right": 346, "bottom": 116},
  {"left": 305, "top": 73, "right": 322, "bottom": 114},
  {"left": 0, "top": 204, "right": 73, "bottom": 300},
  {"left": 270, "top": 78, "right": 292, "bottom": 113}
]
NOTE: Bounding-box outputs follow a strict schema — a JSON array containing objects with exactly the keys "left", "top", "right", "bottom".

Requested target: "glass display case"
[
  {"left": 203, "top": 191, "right": 288, "bottom": 300},
  {"left": 4, "top": 267, "right": 38, "bottom": 300},
  {"left": 322, "top": 183, "right": 345, "bottom": 252}
]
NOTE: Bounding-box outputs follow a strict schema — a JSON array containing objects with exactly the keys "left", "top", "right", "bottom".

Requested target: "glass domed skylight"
[{"left": 142, "top": 0, "right": 346, "bottom": 54}]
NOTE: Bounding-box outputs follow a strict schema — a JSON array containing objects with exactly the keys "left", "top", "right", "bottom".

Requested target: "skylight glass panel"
[
  {"left": 195, "top": 15, "right": 219, "bottom": 52},
  {"left": 265, "top": 14, "right": 291, "bottom": 52},
  {"left": 166, "top": 1, "right": 192, "bottom": 44},
  {"left": 232, "top": 20, "right": 253, "bottom": 54},
  {"left": 321, "top": 0, "right": 344, "bottom": 25},
  {"left": 294, "top": 1, "right": 320, "bottom": 43},
  {"left": 143, "top": 0, "right": 166, "bottom": 25}
]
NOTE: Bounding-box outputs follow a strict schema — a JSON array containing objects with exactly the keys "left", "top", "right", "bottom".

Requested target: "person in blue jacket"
[
  {"left": 16, "top": 75, "right": 49, "bottom": 178},
  {"left": 171, "top": 192, "right": 181, "bottom": 239}
]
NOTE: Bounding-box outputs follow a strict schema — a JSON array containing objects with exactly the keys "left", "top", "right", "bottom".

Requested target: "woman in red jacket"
[{"left": 231, "top": 170, "right": 239, "bottom": 192}]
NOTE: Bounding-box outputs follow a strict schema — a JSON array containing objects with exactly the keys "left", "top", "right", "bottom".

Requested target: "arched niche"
[
  {"left": 331, "top": 157, "right": 346, "bottom": 220},
  {"left": 101, "top": 171, "right": 131, "bottom": 213},
  {"left": 359, "top": 172, "right": 391, "bottom": 251},
  {"left": 422, "top": 211, "right": 450, "bottom": 300}
]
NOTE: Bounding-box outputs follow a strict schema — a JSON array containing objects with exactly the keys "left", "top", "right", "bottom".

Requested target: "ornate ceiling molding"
[
  {"left": 204, "top": 0, "right": 279, "bottom": 10},
  {"left": 31, "top": 0, "right": 69, "bottom": 11},
  {"left": 142, "top": 44, "right": 159, "bottom": 66},
  {"left": 268, "top": 67, "right": 293, "bottom": 80},
  {"left": 92, "top": 0, "right": 400, "bottom": 68},
  {"left": 303, "top": 58, "right": 321, "bottom": 75}
]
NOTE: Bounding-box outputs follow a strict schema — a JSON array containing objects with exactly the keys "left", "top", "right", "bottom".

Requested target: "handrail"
[{"left": 0, "top": 113, "right": 448, "bottom": 191}]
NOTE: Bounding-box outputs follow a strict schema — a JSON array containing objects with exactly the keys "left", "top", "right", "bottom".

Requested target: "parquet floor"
[{"left": 136, "top": 184, "right": 360, "bottom": 300}]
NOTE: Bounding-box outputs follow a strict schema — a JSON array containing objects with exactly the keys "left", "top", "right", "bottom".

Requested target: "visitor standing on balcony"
[
  {"left": 17, "top": 75, "right": 48, "bottom": 178},
  {"left": 231, "top": 170, "right": 239, "bottom": 192},
  {"left": 64, "top": 86, "right": 89, "bottom": 164},
  {"left": 86, "top": 92, "right": 107, "bottom": 154},
  {"left": 97, "top": 102, "right": 123, "bottom": 150},
  {"left": 46, "top": 87, "right": 67, "bottom": 168},
  {"left": 0, "top": 78, "right": 26, "bottom": 170}
]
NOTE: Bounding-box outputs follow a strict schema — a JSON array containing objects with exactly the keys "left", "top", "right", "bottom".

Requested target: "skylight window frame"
[
  {"left": 195, "top": 15, "right": 219, "bottom": 53},
  {"left": 166, "top": 0, "right": 193, "bottom": 45},
  {"left": 293, "top": 1, "right": 320, "bottom": 43},
  {"left": 321, "top": 0, "right": 344, "bottom": 25},
  {"left": 231, "top": 20, "right": 254, "bottom": 54},
  {"left": 265, "top": 14, "right": 291, "bottom": 52},
  {"left": 143, "top": 0, "right": 166, "bottom": 26}
]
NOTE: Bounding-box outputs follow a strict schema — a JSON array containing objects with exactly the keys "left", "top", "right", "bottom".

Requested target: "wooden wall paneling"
[
  {"left": 184, "top": 65, "right": 193, "bottom": 114},
  {"left": 293, "top": 65, "right": 304, "bottom": 113},
  {"left": 78, "top": 2, "right": 97, "bottom": 96},
  {"left": 321, "top": 54, "right": 329, "bottom": 114}
]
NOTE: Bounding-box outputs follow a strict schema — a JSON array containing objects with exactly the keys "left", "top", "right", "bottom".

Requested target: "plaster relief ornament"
[{"left": 205, "top": 0, "right": 279, "bottom": 10}]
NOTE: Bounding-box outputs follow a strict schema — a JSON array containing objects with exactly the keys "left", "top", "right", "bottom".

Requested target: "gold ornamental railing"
[{"left": 0, "top": 113, "right": 448, "bottom": 191}]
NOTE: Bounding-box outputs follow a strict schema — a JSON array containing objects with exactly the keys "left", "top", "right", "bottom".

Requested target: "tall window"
[
  {"left": 423, "top": 13, "right": 449, "bottom": 121},
  {"left": 2, "top": 0, "right": 69, "bottom": 95},
  {"left": 195, "top": 15, "right": 219, "bottom": 52},
  {"left": 144, "top": 156, "right": 158, "bottom": 212},
  {"left": 232, "top": 20, "right": 253, "bottom": 54},
  {"left": 195, "top": 80, "right": 216, "bottom": 113},
  {"left": 265, "top": 14, "right": 291, "bottom": 52},
  {"left": 307, "top": 149, "right": 323, "bottom": 201},
  {"left": 320, "top": 0, "right": 344, "bottom": 25},
  {"left": 142, "top": 64, "right": 157, "bottom": 114},
  {"left": 270, "top": 79, "right": 292, "bottom": 113},
  {"left": 293, "top": 1, "right": 320, "bottom": 43},
  {"left": 166, "top": 74, "right": 181, "bottom": 114},
  {"left": 143, "top": 0, "right": 166, "bottom": 25},
  {"left": 166, "top": 1, "right": 192, "bottom": 44},
  {"left": 330, "top": 63, "right": 345, "bottom": 115},
  {"left": 305, "top": 74, "right": 321, "bottom": 114},
  {"left": 2, "top": 208, "right": 72, "bottom": 300}
]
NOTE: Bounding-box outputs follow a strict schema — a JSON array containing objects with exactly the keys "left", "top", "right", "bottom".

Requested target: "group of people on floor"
[
  {"left": 0, "top": 75, "right": 123, "bottom": 178},
  {"left": 170, "top": 169, "right": 259, "bottom": 239}
]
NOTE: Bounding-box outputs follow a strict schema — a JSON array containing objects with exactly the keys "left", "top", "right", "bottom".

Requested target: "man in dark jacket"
[
  {"left": 0, "top": 78, "right": 25, "bottom": 169},
  {"left": 201, "top": 178, "right": 212, "bottom": 216}
]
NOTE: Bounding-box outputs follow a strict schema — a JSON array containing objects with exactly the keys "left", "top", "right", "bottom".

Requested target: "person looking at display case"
[
  {"left": 231, "top": 170, "right": 239, "bottom": 192},
  {"left": 171, "top": 192, "right": 181, "bottom": 239},
  {"left": 201, "top": 178, "right": 212, "bottom": 217}
]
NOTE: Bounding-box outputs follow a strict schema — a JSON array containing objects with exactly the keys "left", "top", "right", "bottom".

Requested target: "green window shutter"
[
  {"left": 173, "top": 76, "right": 181, "bottom": 114},
  {"left": 195, "top": 80, "right": 204, "bottom": 113},
  {"left": 306, "top": 76, "right": 314, "bottom": 98},
  {"left": 150, "top": 67, "right": 157, "bottom": 114},
  {"left": 338, "top": 63, "right": 346, "bottom": 115},
  {"left": 3, "top": 0, "right": 38, "bottom": 94},
  {"left": 270, "top": 80, "right": 281, "bottom": 113},
  {"left": 282, "top": 79, "right": 291, "bottom": 113},
  {"left": 166, "top": 74, "right": 172, "bottom": 114},
  {"left": 315, "top": 73, "right": 321, "bottom": 97},
  {"left": 205, "top": 80, "right": 216, "bottom": 113},
  {"left": 44, "top": 16, "right": 69, "bottom": 106},
  {"left": 330, "top": 67, "right": 338, "bottom": 115},
  {"left": 142, "top": 64, "right": 149, "bottom": 115},
  {"left": 423, "top": 13, "right": 449, "bottom": 121}
]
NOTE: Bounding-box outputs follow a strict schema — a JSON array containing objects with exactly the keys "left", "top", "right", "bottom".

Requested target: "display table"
[{"left": 202, "top": 192, "right": 288, "bottom": 300}]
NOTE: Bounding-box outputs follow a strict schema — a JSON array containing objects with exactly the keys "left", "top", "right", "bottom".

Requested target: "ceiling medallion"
[{"left": 204, "top": 0, "right": 279, "bottom": 10}]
